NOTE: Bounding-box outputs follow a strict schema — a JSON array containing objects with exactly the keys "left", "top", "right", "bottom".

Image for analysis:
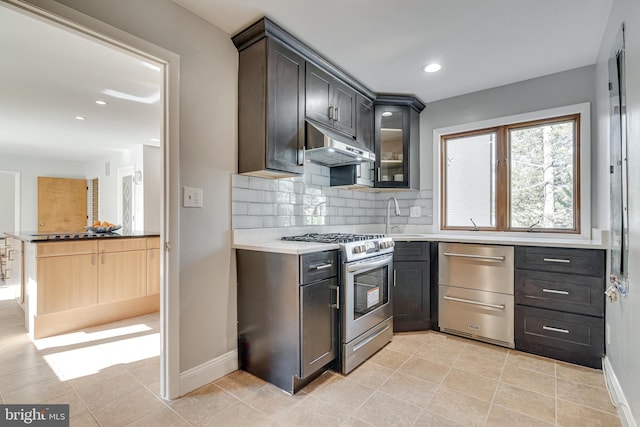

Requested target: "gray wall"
[
  {"left": 0, "top": 172, "right": 15, "bottom": 233},
  {"left": 420, "top": 65, "right": 600, "bottom": 225},
  {"left": 36, "top": 0, "right": 239, "bottom": 373},
  {"left": 596, "top": 0, "right": 640, "bottom": 422}
]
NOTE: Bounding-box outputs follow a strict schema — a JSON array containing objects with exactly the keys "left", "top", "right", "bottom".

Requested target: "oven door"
[{"left": 343, "top": 253, "right": 393, "bottom": 342}]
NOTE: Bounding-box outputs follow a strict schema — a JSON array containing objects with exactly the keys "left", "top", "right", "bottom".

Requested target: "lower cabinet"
[
  {"left": 237, "top": 249, "right": 338, "bottom": 394},
  {"left": 146, "top": 237, "right": 161, "bottom": 295},
  {"left": 98, "top": 239, "right": 147, "bottom": 303},
  {"left": 393, "top": 241, "right": 431, "bottom": 332}
]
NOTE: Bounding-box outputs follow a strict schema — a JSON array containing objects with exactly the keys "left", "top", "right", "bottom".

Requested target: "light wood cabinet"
[
  {"left": 37, "top": 253, "right": 98, "bottom": 314},
  {"left": 146, "top": 237, "right": 160, "bottom": 295},
  {"left": 98, "top": 239, "right": 147, "bottom": 303}
]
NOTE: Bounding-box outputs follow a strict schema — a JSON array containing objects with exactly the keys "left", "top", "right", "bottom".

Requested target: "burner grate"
[{"left": 282, "top": 233, "right": 384, "bottom": 244}]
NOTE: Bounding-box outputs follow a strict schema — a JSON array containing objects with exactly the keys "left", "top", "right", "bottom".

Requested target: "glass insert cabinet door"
[{"left": 376, "top": 105, "right": 408, "bottom": 186}]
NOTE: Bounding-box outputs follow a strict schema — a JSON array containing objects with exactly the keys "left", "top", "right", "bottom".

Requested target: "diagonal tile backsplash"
[{"left": 232, "top": 163, "right": 433, "bottom": 229}]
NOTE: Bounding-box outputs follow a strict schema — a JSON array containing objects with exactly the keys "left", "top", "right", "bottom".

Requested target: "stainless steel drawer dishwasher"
[{"left": 438, "top": 243, "right": 515, "bottom": 348}]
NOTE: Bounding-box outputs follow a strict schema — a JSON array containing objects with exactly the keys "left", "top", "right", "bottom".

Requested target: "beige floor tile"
[
  {"left": 501, "top": 363, "right": 555, "bottom": 397},
  {"left": 557, "top": 399, "right": 622, "bottom": 427},
  {"left": 340, "top": 416, "right": 374, "bottom": 426},
  {"left": 124, "top": 356, "right": 160, "bottom": 386},
  {"left": 486, "top": 404, "right": 554, "bottom": 427},
  {"left": 41, "top": 391, "right": 90, "bottom": 418},
  {"left": 243, "top": 382, "right": 307, "bottom": 418},
  {"left": 309, "top": 376, "right": 375, "bottom": 414},
  {"left": 556, "top": 378, "right": 617, "bottom": 415},
  {"left": 205, "top": 401, "right": 274, "bottom": 427},
  {"left": 441, "top": 368, "right": 498, "bottom": 402},
  {"left": 125, "top": 406, "right": 191, "bottom": 427},
  {"left": 274, "top": 394, "right": 352, "bottom": 427},
  {"left": 353, "top": 390, "right": 422, "bottom": 427},
  {"left": 463, "top": 340, "right": 509, "bottom": 363},
  {"left": 2, "top": 375, "right": 75, "bottom": 404},
  {"left": 378, "top": 372, "right": 438, "bottom": 406},
  {"left": 0, "top": 363, "right": 59, "bottom": 395},
  {"left": 427, "top": 386, "right": 491, "bottom": 427},
  {"left": 492, "top": 382, "right": 556, "bottom": 424},
  {"left": 72, "top": 369, "right": 146, "bottom": 411},
  {"left": 413, "top": 409, "right": 465, "bottom": 427},
  {"left": 413, "top": 339, "right": 464, "bottom": 366},
  {"left": 452, "top": 351, "right": 505, "bottom": 380},
  {"left": 215, "top": 370, "right": 268, "bottom": 399},
  {"left": 69, "top": 410, "right": 100, "bottom": 427},
  {"left": 398, "top": 356, "right": 450, "bottom": 384},
  {"left": 506, "top": 350, "right": 556, "bottom": 376},
  {"left": 346, "top": 360, "right": 395, "bottom": 389},
  {"left": 385, "top": 334, "right": 423, "bottom": 355},
  {"left": 367, "top": 347, "right": 410, "bottom": 370},
  {"left": 91, "top": 387, "right": 165, "bottom": 426},
  {"left": 168, "top": 383, "right": 240, "bottom": 425},
  {"left": 556, "top": 361, "right": 606, "bottom": 389}
]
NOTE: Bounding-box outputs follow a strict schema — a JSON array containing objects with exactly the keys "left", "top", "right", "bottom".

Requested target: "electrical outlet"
[
  {"left": 409, "top": 206, "right": 421, "bottom": 218},
  {"left": 183, "top": 186, "right": 203, "bottom": 208},
  {"left": 606, "top": 323, "right": 611, "bottom": 345}
]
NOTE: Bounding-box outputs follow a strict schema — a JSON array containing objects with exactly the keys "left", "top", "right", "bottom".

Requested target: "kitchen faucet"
[{"left": 385, "top": 197, "right": 401, "bottom": 234}]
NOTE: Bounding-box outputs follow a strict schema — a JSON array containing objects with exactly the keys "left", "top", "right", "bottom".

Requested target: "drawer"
[
  {"left": 515, "top": 246, "right": 604, "bottom": 277},
  {"left": 439, "top": 285, "right": 514, "bottom": 348},
  {"left": 439, "top": 243, "right": 514, "bottom": 295},
  {"left": 300, "top": 251, "right": 338, "bottom": 284},
  {"left": 146, "top": 237, "right": 161, "bottom": 249},
  {"left": 394, "top": 241, "right": 430, "bottom": 261},
  {"left": 515, "top": 269, "right": 604, "bottom": 317},
  {"left": 515, "top": 305, "right": 604, "bottom": 369},
  {"left": 99, "top": 238, "right": 147, "bottom": 253},
  {"left": 37, "top": 240, "right": 97, "bottom": 257}
]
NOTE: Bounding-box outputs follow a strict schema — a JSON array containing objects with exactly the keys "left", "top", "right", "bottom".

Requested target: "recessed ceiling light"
[
  {"left": 75, "top": 116, "right": 86, "bottom": 120},
  {"left": 423, "top": 63, "right": 442, "bottom": 73},
  {"left": 95, "top": 100, "right": 108, "bottom": 105},
  {"left": 381, "top": 112, "right": 393, "bottom": 117}
]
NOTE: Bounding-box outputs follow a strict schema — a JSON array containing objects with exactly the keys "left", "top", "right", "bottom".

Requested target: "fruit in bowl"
[{"left": 85, "top": 221, "right": 122, "bottom": 233}]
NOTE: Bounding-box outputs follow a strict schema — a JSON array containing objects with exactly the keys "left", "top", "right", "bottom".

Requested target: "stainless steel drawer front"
[
  {"left": 439, "top": 243, "right": 514, "bottom": 295},
  {"left": 439, "top": 285, "right": 514, "bottom": 348}
]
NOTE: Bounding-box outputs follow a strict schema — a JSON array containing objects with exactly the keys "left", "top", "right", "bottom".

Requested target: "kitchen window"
[{"left": 440, "top": 113, "right": 581, "bottom": 233}]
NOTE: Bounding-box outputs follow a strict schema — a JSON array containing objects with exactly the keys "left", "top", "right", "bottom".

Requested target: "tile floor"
[{"left": 0, "top": 283, "right": 621, "bottom": 426}]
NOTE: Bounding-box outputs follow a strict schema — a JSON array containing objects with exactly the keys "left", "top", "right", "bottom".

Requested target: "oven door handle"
[
  {"left": 443, "top": 295, "right": 505, "bottom": 310},
  {"left": 347, "top": 255, "right": 393, "bottom": 273}
]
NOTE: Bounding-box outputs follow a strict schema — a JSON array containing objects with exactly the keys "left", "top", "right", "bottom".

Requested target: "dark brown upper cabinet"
[
  {"left": 305, "top": 62, "right": 356, "bottom": 137},
  {"left": 374, "top": 95, "right": 425, "bottom": 189},
  {"left": 355, "top": 93, "right": 374, "bottom": 152}
]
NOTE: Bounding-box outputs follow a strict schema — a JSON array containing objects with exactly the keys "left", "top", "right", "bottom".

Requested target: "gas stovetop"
[{"left": 281, "top": 233, "right": 394, "bottom": 262}]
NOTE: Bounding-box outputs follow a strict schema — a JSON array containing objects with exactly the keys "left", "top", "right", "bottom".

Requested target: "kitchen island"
[{"left": 5, "top": 231, "right": 160, "bottom": 339}]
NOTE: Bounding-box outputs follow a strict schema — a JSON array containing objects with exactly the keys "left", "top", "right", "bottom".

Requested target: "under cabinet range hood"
[{"left": 304, "top": 121, "right": 375, "bottom": 167}]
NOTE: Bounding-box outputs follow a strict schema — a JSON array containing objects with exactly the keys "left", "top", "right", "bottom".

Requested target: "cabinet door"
[
  {"left": 300, "top": 277, "right": 337, "bottom": 378},
  {"left": 37, "top": 254, "right": 98, "bottom": 314},
  {"left": 99, "top": 250, "right": 147, "bottom": 303},
  {"left": 267, "top": 39, "right": 306, "bottom": 174},
  {"left": 147, "top": 248, "right": 160, "bottom": 295},
  {"left": 375, "top": 104, "right": 410, "bottom": 188},
  {"left": 355, "top": 93, "right": 374, "bottom": 151},
  {"left": 305, "top": 62, "right": 333, "bottom": 127},
  {"left": 332, "top": 79, "right": 356, "bottom": 136},
  {"left": 393, "top": 260, "right": 431, "bottom": 332}
]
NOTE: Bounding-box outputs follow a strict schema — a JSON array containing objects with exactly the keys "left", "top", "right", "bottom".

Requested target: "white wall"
[
  {"left": 143, "top": 145, "right": 161, "bottom": 232},
  {"left": 0, "top": 172, "right": 16, "bottom": 233},
  {"left": 0, "top": 154, "right": 86, "bottom": 231},
  {"left": 421, "top": 66, "right": 601, "bottom": 225},
  {"left": 596, "top": 0, "right": 640, "bottom": 423},
  {"left": 42, "top": 0, "right": 238, "bottom": 375}
]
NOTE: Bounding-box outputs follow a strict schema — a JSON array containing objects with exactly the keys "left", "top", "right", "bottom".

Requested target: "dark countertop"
[{"left": 4, "top": 230, "right": 160, "bottom": 243}]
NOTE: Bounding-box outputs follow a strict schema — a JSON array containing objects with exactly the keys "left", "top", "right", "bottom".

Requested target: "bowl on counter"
[{"left": 85, "top": 225, "right": 122, "bottom": 234}]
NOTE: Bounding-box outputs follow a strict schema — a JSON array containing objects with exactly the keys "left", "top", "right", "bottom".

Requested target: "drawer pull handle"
[
  {"left": 543, "top": 325, "right": 569, "bottom": 334},
  {"left": 542, "top": 288, "right": 569, "bottom": 295},
  {"left": 353, "top": 323, "right": 390, "bottom": 352},
  {"left": 443, "top": 252, "right": 505, "bottom": 262},
  {"left": 443, "top": 295, "right": 505, "bottom": 310},
  {"left": 311, "top": 263, "right": 333, "bottom": 270},
  {"left": 543, "top": 258, "right": 571, "bottom": 264}
]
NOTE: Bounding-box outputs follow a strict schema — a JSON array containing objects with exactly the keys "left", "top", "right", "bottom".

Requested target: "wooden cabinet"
[
  {"left": 98, "top": 239, "right": 147, "bottom": 303},
  {"left": 374, "top": 95, "right": 425, "bottom": 189},
  {"left": 393, "top": 241, "right": 431, "bottom": 332},
  {"left": 355, "top": 93, "right": 374, "bottom": 152},
  {"left": 36, "top": 240, "right": 98, "bottom": 314},
  {"left": 146, "top": 237, "right": 160, "bottom": 295},
  {"left": 236, "top": 36, "right": 306, "bottom": 177},
  {"left": 305, "top": 62, "right": 356, "bottom": 137},
  {"left": 514, "top": 246, "right": 605, "bottom": 368}
]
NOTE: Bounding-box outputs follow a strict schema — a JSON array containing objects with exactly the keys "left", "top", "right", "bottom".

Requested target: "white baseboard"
[
  {"left": 179, "top": 349, "right": 238, "bottom": 396},
  {"left": 603, "top": 356, "right": 638, "bottom": 427}
]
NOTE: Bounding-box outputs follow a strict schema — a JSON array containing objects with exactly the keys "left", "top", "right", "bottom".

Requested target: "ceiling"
[
  {"left": 0, "top": 4, "right": 162, "bottom": 162},
  {"left": 175, "top": 0, "right": 612, "bottom": 103},
  {"left": 0, "top": 1, "right": 612, "bottom": 163}
]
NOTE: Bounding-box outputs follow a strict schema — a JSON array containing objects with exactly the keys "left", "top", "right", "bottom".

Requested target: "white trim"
[
  {"left": 603, "top": 356, "right": 638, "bottom": 427},
  {"left": 179, "top": 350, "right": 238, "bottom": 397},
  {"left": 432, "top": 102, "right": 591, "bottom": 240},
  {"left": 4, "top": 0, "right": 182, "bottom": 400}
]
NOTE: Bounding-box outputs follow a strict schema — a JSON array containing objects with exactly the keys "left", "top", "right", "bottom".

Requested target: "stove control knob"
[{"left": 353, "top": 245, "right": 365, "bottom": 254}]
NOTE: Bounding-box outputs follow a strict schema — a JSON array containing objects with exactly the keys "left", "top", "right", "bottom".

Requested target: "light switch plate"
[
  {"left": 183, "top": 186, "right": 203, "bottom": 208},
  {"left": 410, "top": 206, "right": 421, "bottom": 218}
]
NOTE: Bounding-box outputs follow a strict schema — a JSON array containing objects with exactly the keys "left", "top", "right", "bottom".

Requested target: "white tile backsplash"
[{"left": 231, "top": 165, "right": 433, "bottom": 229}]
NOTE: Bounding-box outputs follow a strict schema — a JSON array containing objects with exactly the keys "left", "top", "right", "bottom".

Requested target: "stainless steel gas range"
[{"left": 282, "top": 233, "right": 395, "bottom": 373}]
